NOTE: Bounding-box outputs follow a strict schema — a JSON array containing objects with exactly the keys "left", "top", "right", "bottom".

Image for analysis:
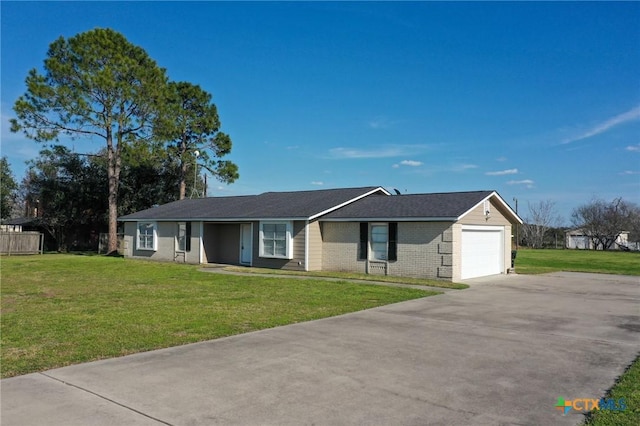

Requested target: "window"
[
  {"left": 260, "top": 221, "right": 292, "bottom": 259},
  {"left": 360, "top": 222, "right": 397, "bottom": 262},
  {"left": 176, "top": 222, "right": 187, "bottom": 252},
  {"left": 370, "top": 224, "right": 388, "bottom": 260},
  {"left": 137, "top": 222, "right": 157, "bottom": 251}
]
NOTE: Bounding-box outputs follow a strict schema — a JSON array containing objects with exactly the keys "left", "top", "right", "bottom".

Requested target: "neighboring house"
[
  {"left": 565, "top": 229, "right": 630, "bottom": 250},
  {"left": 119, "top": 186, "right": 522, "bottom": 281}
]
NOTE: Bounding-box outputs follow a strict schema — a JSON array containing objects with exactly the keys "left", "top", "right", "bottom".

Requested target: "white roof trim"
[
  {"left": 308, "top": 186, "right": 391, "bottom": 220},
  {"left": 457, "top": 191, "right": 523, "bottom": 224},
  {"left": 321, "top": 217, "right": 458, "bottom": 222},
  {"left": 120, "top": 217, "right": 308, "bottom": 222}
]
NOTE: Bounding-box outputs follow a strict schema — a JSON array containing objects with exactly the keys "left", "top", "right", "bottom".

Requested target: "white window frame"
[
  {"left": 176, "top": 222, "right": 187, "bottom": 252},
  {"left": 369, "top": 223, "right": 388, "bottom": 261},
  {"left": 259, "top": 221, "right": 293, "bottom": 259},
  {"left": 137, "top": 221, "right": 157, "bottom": 251}
]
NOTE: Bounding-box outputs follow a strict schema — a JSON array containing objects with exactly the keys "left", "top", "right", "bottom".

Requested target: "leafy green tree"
[
  {"left": 156, "top": 81, "right": 238, "bottom": 200},
  {"left": 117, "top": 143, "right": 183, "bottom": 214},
  {"left": 11, "top": 28, "right": 168, "bottom": 253},
  {"left": 21, "top": 144, "right": 195, "bottom": 251},
  {"left": 22, "top": 146, "right": 108, "bottom": 251},
  {"left": 0, "top": 156, "right": 18, "bottom": 219}
]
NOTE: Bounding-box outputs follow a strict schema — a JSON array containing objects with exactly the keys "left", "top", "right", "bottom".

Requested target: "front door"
[{"left": 240, "top": 223, "right": 252, "bottom": 265}]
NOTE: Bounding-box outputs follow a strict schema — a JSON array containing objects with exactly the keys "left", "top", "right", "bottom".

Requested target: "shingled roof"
[
  {"left": 322, "top": 191, "right": 497, "bottom": 220},
  {"left": 118, "top": 186, "right": 387, "bottom": 221}
]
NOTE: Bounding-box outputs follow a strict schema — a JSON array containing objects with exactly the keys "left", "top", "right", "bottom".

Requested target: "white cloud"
[
  {"left": 392, "top": 159, "right": 423, "bottom": 168},
  {"left": 327, "top": 144, "right": 428, "bottom": 159},
  {"left": 486, "top": 168, "right": 518, "bottom": 176},
  {"left": 496, "top": 156, "right": 508, "bottom": 162},
  {"left": 619, "top": 170, "right": 640, "bottom": 175},
  {"left": 310, "top": 181, "right": 324, "bottom": 185},
  {"left": 368, "top": 116, "right": 400, "bottom": 129},
  {"left": 562, "top": 105, "right": 640, "bottom": 144},
  {"left": 626, "top": 144, "right": 640, "bottom": 152},
  {"left": 507, "top": 179, "right": 535, "bottom": 189},
  {"left": 452, "top": 164, "right": 478, "bottom": 172}
]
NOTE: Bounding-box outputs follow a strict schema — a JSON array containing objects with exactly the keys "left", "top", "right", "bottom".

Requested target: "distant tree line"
[{"left": 516, "top": 197, "right": 640, "bottom": 250}]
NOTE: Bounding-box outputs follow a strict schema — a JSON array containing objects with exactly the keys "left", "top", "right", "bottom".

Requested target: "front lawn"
[
  {"left": 0, "top": 254, "right": 435, "bottom": 378},
  {"left": 515, "top": 249, "right": 640, "bottom": 276}
]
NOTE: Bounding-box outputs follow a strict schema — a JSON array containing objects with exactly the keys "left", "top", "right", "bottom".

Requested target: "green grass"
[
  {"left": 0, "top": 254, "right": 436, "bottom": 378},
  {"left": 515, "top": 249, "right": 640, "bottom": 276},
  {"left": 220, "top": 266, "right": 469, "bottom": 289},
  {"left": 585, "top": 356, "right": 640, "bottom": 426}
]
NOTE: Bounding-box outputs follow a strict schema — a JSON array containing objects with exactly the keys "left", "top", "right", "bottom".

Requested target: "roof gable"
[
  {"left": 322, "top": 191, "right": 492, "bottom": 220},
  {"left": 458, "top": 191, "right": 523, "bottom": 224},
  {"left": 322, "top": 190, "right": 522, "bottom": 224}
]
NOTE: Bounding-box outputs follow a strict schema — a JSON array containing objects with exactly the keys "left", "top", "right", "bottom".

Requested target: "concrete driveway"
[{"left": 2, "top": 272, "right": 638, "bottom": 425}]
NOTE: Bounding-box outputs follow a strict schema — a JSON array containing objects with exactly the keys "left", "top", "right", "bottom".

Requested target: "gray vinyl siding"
[
  {"left": 252, "top": 220, "right": 306, "bottom": 271},
  {"left": 307, "top": 220, "right": 323, "bottom": 271},
  {"left": 124, "top": 221, "right": 201, "bottom": 264}
]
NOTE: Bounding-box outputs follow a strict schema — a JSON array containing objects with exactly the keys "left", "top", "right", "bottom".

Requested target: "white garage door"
[{"left": 461, "top": 226, "right": 504, "bottom": 279}]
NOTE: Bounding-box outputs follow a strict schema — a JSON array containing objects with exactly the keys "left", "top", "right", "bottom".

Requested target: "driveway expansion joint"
[{"left": 39, "top": 372, "right": 173, "bottom": 426}]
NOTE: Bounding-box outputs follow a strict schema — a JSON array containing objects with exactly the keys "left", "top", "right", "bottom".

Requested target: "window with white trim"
[
  {"left": 259, "top": 221, "right": 292, "bottom": 259},
  {"left": 176, "top": 222, "right": 187, "bottom": 252},
  {"left": 370, "top": 223, "right": 388, "bottom": 261},
  {"left": 137, "top": 222, "right": 157, "bottom": 251}
]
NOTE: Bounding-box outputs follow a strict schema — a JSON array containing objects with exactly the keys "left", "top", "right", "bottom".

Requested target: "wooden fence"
[{"left": 0, "top": 232, "right": 44, "bottom": 255}]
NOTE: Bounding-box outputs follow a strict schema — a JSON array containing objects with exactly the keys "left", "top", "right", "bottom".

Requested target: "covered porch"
[{"left": 202, "top": 222, "right": 253, "bottom": 266}]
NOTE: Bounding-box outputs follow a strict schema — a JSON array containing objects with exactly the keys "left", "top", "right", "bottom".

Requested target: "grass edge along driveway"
[{"left": 1, "top": 254, "right": 437, "bottom": 378}]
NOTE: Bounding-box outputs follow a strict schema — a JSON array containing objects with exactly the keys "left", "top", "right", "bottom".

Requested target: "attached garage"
[{"left": 461, "top": 225, "right": 505, "bottom": 279}]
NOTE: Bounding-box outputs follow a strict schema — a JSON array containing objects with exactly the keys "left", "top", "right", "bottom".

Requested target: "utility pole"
[{"left": 190, "top": 150, "right": 200, "bottom": 199}]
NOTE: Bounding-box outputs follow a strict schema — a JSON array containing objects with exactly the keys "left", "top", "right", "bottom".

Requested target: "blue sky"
[{"left": 2, "top": 1, "right": 639, "bottom": 223}]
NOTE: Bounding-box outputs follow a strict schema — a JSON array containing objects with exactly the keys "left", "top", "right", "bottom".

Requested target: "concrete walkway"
[
  {"left": 2, "top": 272, "right": 639, "bottom": 425},
  {"left": 199, "top": 266, "right": 459, "bottom": 292}
]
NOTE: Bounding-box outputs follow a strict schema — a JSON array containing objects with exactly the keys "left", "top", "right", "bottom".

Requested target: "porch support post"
[
  {"left": 304, "top": 220, "right": 310, "bottom": 271},
  {"left": 199, "top": 221, "right": 204, "bottom": 264}
]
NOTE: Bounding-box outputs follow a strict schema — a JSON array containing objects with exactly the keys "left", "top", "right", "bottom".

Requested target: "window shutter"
[
  {"left": 388, "top": 222, "right": 397, "bottom": 261},
  {"left": 359, "top": 222, "right": 368, "bottom": 260},
  {"left": 185, "top": 222, "right": 192, "bottom": 252}
]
